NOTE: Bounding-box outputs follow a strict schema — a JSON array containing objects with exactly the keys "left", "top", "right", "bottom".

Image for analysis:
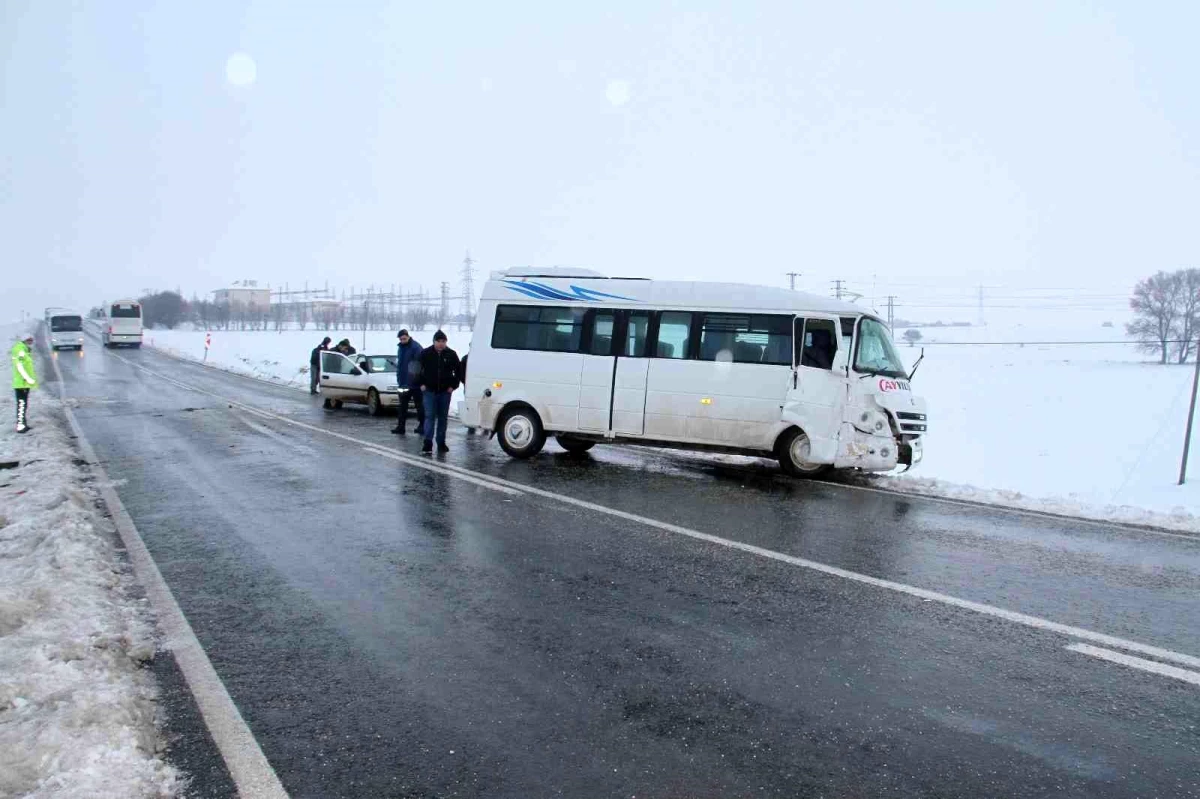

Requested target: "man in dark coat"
[
  {"left": 309, "top": 337, "right": 331, "bottom": 394},
  {"left": 417, "top": 330, "right": 460, "bottom": 454},
  {"left": 391, "top": 329, "right": 425, "bottom": 435}
]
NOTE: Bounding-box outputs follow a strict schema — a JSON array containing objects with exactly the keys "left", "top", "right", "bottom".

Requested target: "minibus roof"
[{"left": 485, "top": 271, "right": 870, "bottom": 317}]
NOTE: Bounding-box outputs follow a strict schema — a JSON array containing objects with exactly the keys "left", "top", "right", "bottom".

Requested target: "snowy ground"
[
  {"left": 0, "top": 332, "right": 179, "bottom": 797},
  {"left": 140, "top": 316, "right": 1200, "bottom": 530}
]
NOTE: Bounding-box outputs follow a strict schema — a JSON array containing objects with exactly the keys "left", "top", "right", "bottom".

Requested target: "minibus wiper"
[{"left": 907, "top": 348, "right": 925, "bottom": 381}]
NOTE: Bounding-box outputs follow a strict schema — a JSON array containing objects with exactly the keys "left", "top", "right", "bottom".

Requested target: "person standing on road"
[
  {"left": 309, "top": 336, "right": 331, "bottom": 395},
  {"left": 391, "top": 329, "right": 424, "bottom": 436},
  {"left": 457, "top": 351, "right": 476, "bottom": 436},
  {"left": 417, "top": 330, "right": 460, "bottom": 454},
  {"left": 12, "top": 333, "right": 36, "bottom": 434}
]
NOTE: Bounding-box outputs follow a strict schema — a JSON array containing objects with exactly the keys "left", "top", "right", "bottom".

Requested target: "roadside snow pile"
[
  {"left": 860, "top": 474, "right": 1200, "bottom": 534},
  {"left": 0, "top": 393, "right": 179, "bottom": 798}
]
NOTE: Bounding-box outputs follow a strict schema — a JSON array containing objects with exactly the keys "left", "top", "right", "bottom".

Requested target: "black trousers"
[
  {"left": 15, "top": 388, "right": 30, "bottom": 427},
  {"left": 398, "top": 386, "right": 425, "bottom": 429}
]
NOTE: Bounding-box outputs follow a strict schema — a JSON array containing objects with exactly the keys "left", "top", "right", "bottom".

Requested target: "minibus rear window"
[
  {"left": 492, "top": 305, "right": 585, "bottom": 352},
  {"left": 111, "top": 304, "right": 141, "bottom": 318}
]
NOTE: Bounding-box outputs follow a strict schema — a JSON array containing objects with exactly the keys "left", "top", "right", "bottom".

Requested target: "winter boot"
[
  {"left": 391, "top": 425, "right": 405, "bottom": 435},
  {"left": 421, "top": 440, "right": 433, "bottom": 455},
  {"left": 437, "top": 443, "right": 450, "bottom": 454},
  {"left": 15, "top": 398, "right": 29, "bottom": 433}
]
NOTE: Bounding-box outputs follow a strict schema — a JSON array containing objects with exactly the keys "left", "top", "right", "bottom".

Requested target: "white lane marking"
[
  {"left": 102, "top": 349, "right": 1200, "bottom": 674},
  {"left": 1067, "top": 644, "right": 1200, "bottom": 687},
  {"left": 363, "top": 446, "right": 524, "bottom": 495},
  {"left": 51, "top": 344, "right": 290, "bottom": 797}
]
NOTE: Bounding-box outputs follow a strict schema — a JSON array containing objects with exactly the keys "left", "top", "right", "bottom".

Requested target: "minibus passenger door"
[
  {"left": 789, "top": 317, "right": 843, "bottom": 445},
  {"left": 579, "top": 309, "right": 617, "bottom": 432},
  {"left": 612, "top": 311, "right": 651, "bottom": 436}
]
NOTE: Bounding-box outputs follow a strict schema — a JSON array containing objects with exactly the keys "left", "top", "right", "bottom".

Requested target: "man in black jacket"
[
  {"left": 417, "top": 330, "right": 460, "bottom": 454},
  {"left": 309, "top": 337, "right": 331, "bottom": 394}
]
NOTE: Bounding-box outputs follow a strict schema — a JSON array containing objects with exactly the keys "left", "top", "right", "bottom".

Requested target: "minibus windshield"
[{"left": 854, "top": 318, "right": 907, "bottom": 378}]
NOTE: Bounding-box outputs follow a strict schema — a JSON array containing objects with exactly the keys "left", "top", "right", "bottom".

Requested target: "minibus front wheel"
[
  {"left": 498, "top": 405, "right": 546, "bottom": 459},
  {"left": 777, "top": 428, "right": 831, "bottom": 478}
]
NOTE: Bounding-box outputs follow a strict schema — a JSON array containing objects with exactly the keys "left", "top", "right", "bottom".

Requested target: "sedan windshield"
[
  {"left": 854, "top": 317, "right": 908, "bottom": 378},
  {"left": 363, "top": 356, "right": 396, "bottom": 373}
]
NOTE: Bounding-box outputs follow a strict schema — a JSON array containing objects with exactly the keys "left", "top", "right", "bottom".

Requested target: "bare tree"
[
  {"left": 1174, "top": 269, "right": 1200, "bottom": 363},
  {"left": 1128, "top": 271, "right": 1183, "bottom": 364}
]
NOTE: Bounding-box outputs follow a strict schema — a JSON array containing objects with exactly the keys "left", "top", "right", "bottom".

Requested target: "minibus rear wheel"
[
  {"left": 498, "top": 405, "right": 546, "bottom": 459},
  {"left": 777, "top": 428, "right": 831, "bottom": 478},
  {"left": 556, "top": 435, "right": 595, "bottom": 455}
]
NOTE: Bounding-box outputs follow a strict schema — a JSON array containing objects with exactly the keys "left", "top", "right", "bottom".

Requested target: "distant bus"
[
  {"left": 103, "top": 299, "right": 143, "bottom": 348},
  {"left": 44, "top": 308, "right": 85, "bottom": 351}
]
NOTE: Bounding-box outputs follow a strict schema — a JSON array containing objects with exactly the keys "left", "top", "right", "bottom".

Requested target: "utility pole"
[
  {"left": 831, "top": 279, "right": 846, "bottom": 300},
  {"left": 439, "top": 282, "right": 451, "bottom": 329},
  {"left": 460, "top": 251, "right": 477, "bottom": 328},
  {"left": 1180, "top": 337, "right": 1200, "bottom": 484},
  {"left": 786, "top": 272, "right": 801, "bottom": 291},
  {"left": 978, "top": 284, "right": 985, "bottom": 327},
  {"left": 885, "top": 296, "right": 898, "bottom": 335}
]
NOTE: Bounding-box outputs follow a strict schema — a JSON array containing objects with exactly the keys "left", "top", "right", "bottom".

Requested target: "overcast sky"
[{"left": 2, "top": 1, "right": 1196, "bottom": 323}]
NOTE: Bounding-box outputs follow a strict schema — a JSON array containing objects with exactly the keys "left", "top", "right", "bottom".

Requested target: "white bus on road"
[
  {"left": 103, "top": 299, "right": 143, "bottom": 348},
  {"left": 460, "top": 268, "right": 927, "bottom": 477},
  {"left": 44, "top": 308, "right": 85, "bottom": 350}
]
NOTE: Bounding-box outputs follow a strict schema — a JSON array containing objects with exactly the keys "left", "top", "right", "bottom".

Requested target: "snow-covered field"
[
  {"left": 0, "top": 341, "right": 179, "bottom": 797},
  {"left": 885, "top": 314, "right": 1200, "bottom": 529},
  {"left": 142, "top": 316, "right": 1200, "bottom": 530},
  {"left": 145, "top": 326, "right": 474, "bottom": 417}
]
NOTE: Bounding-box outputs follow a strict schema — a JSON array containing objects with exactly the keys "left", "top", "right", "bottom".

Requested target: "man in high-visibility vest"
[{"left": 12, "top": 333, "right": 36, "bottom": 434}]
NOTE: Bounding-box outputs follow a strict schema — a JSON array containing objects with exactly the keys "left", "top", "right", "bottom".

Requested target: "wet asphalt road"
[{"left": 46, "top": 340, "right": 1200, "bottom": 798}]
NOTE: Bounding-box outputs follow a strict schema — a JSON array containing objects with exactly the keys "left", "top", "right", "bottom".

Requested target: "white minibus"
[
  {"left": 44, "top": 308, "right": 85, "bottom": 350},
  {"left": 103, "top": 299, "right": 143, "bottom": 348},
  {"left": 459, "top": 268, "right": 927, "bottom": 476}
]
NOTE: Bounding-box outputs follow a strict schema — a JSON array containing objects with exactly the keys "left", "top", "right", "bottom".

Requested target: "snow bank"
[
  {"left": 0, "top": 388, "right": 179, "bottom": 797},
  {"left": 859, "top": 474, "right": 1200, "bottom": 534},
  {"left": 145, "top": 326, "right": 474, "bottom": 414}
]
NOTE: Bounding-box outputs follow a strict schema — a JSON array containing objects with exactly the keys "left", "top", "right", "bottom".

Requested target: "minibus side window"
[
  {"left": 625, "top": 311, "right": 651, "bottom": 357},
  {"left": 655, "top": 312, "right": 691, "bottom": 359},
  {"left": 700, "top": 314, "right": 791, "bottom": 364},
  {"left": 800, "top": 319, "right": 837, "bottom": 370},
  {"left": 588, "top": 310, "right": 615, "bottom": 356}
]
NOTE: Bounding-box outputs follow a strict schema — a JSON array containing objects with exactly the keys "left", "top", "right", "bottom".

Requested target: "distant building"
[{"left": 213, "top": 280, "right": 271, "bottom": 312}]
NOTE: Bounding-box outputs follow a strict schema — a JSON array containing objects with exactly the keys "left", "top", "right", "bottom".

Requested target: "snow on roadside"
[
  {"left": 0, "top": 387, "right": 179, "bottom": 797},
  {"left": 144, "top": 326, "right": 474, "bottom": 416},
  {"left": 858, "top": 473, "right": 1200, "bottom": 534}
]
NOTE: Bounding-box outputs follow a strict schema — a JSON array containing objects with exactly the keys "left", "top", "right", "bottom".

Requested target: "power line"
[
  {"left": 909, "top": 339, "right": 1183, "bottom": 346},
  {"left": 785, "top": 272, "right": 801, "bottom": 291}
]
